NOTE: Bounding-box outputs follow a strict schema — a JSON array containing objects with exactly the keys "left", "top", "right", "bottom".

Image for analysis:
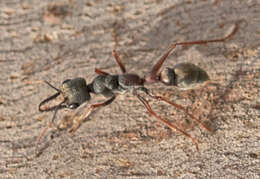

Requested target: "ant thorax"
[
  {"left": 90, "top": 74, "right": 144, "bottom": 96},
  {"left": 118, "top": 73, "right": 145, "bottom": 92}
]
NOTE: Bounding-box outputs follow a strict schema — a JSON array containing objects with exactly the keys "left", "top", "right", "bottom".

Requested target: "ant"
[{"left": 38, "top": 23, "right": 238, "bottom": 152}]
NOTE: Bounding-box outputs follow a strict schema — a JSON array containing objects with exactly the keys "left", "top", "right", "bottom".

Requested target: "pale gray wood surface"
[{"left": 0, "top": 0, "right": 259, "bottom": 178}]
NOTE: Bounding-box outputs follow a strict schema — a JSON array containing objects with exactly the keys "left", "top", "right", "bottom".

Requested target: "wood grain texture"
[{"left": 0, "top": 0, "right": 259, "bottom": 178}]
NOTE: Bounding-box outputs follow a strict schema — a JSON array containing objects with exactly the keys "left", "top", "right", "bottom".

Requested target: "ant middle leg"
[
  {"left": 112, "top": 49, "right": 127, "bottom": 73},
  {"left": 95, "top": 68, "right": 110, "bottom": 76},
  {"left": 136, "top": 93, "right": 199, "bottom": 152},
  {"left": 95, "top": 49, "right": 127, "bottom": 75}
]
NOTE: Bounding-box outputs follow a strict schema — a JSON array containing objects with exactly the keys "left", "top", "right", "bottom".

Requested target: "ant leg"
[
  {"left": 145, "top": 91, "right": 212, "bottom": 132},
  {"left": 112, "top": 49, "right": 127, "bottom": 73},
  {"left": 136, "top": 93, "right": 199, "bottom": 152},
  {"left": 173, "top": 23, "right": 238, "bottom": 47},
  {"left": 36, "top": 100, "right": 66, "bottom": 152},
  {"left": 95, "top": 68, "right": 110, "bottom": 76},
  {"left": 95, "top": 49, "right": 127, "bottom": 75},
  {"left": 68, "top": 95, "right": 116, "bottom": 133},
  {"left": 145, "top": 44, "right": 177, "bottom": 83},
  {"left": 145, "top": 23, "right": 238, "bottom": 84}
]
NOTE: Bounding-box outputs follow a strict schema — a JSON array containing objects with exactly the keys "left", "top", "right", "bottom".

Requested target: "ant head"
[
  {"left": 37, "top": 78, "right": 90, "bottom": 148},
  {"left": 61, "top": 78, "right": 91, "bottom": 109},
  {"left": 39, "top": 78, "right": 91, "bottom": 112}
]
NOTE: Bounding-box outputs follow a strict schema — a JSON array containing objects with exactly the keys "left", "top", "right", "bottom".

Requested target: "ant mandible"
[{"left": 38, "top": 23, "right": 238, "bottom": 152}]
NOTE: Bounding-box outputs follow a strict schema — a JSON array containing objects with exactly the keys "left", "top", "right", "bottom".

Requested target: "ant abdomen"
[
  {"left": 62, "top": 78, "right": 91, "bottom": 107},
  {"left": 160, "top": 63, "right": 209, "bottom": 89}
]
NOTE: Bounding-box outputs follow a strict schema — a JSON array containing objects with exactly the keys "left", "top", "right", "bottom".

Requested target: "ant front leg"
[
  {"left": 145, "top": 23, "right": 238, "bottom": 84},
  {"left": 36, "top": 99, "right": 67, "bottom": 154},
  {"left": 68, "top": 95, "right": 116, "bottom": 133}
]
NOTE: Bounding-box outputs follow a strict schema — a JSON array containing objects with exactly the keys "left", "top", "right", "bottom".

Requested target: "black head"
[
  {"left": 61, "top": 78, "right": 91, "bottom": 108},
  {"left": 39, "top": 78, "right": 91, "bottom": 112}
]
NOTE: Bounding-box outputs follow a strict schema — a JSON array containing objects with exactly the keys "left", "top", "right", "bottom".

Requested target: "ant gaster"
[{"left": 38, "top": 24, "right": 238, "bottom": 152}]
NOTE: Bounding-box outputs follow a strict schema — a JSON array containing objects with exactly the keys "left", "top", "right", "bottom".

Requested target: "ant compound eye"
[
  {"left": 62, "top": 79, "right": 71, "bottom": 84},
  {"left": 69, "top": 103, "right": 79, "bottom": 109}
]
